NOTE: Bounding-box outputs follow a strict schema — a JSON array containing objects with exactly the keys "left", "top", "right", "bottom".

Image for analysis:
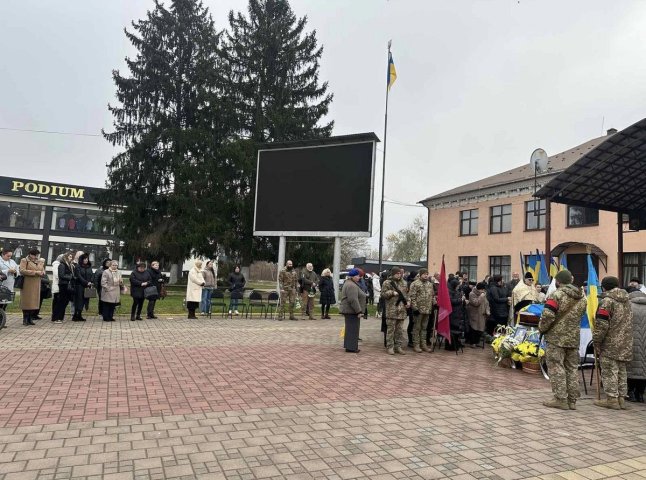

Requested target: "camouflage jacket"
[
  {"left": 539, "top": 284, "right": 587, "bottom": 348},
  {"left": 408, "top": 278, "right": 435, "bottom": 314},
  {"left": 381, "top": 277, "right": 409, "bottom": 320},
  {"left": 593, "top": 288, "right": 634, "bottom": 361},
  {"left": 279, "top": 268, "right": 298, "bottom": 291}
]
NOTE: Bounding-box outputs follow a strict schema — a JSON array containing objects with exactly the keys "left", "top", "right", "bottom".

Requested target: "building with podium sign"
[{"left": 0, "top": 176, "right": 121, "bottom": 267}]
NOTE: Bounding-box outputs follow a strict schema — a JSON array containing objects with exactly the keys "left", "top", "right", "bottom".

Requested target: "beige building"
[{"left": 420, "top": 129, "right": 645, "bottom": 286}]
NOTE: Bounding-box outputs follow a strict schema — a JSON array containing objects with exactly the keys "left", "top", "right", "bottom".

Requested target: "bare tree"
[
  {"left": 386, "top": 216, "right": 427, "bottom": 262},
  {"left": 340, "top": 237, "right": 370, "bottom": 268}
]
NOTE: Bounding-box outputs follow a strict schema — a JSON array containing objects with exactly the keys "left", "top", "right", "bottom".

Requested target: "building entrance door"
[{"left": 565, "top": 254, "right": 598, "bottom": 287}]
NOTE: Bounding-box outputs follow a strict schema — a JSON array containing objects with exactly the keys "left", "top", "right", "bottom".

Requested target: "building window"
[
  {"left": 0, "top": 202, "right": 45, "bottom": 230},
  {"left": 525, "top": 199, "right": 546, "bottom": 231},
  {"left": 50, "top": 207, "right": 113, "bottom": 234},
  {"left": 489, "top": 255, "right": 511, "bottom": 282},
  {"left": 490, "top": 204, "right": 512, "bottom": 233},
  {"left": 0, "top": 238, "right": 42, "bottom": 260},
  {"left": 47, "top": 241, "right": 112, "bottom": 267},
  {"left": 623, "top": 252, "right": 646, "bottom": 287},
  {"left": 459, "top": 256, "right": 477, "bottom": 281},
  {"left": 459, "top": 209, "right": 478, "bottom": 236},
  {"left": 567, "top": 206, "right": 599, "bottom": 227}
]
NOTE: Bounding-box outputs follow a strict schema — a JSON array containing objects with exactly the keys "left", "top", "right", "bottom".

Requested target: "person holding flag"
[
  {"left": 434, "top": 256, "right": 453, "bottom": 349},
  {"left": 593, "top": 276, "right": 634, "bottom": 410},
  {"left": 538, "top": 270, "right": 587, "bottom": 410}
]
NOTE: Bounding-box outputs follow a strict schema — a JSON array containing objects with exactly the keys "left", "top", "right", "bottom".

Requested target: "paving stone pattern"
[{"left": 0, "top": 314, "right": 644, "bottom": 479}]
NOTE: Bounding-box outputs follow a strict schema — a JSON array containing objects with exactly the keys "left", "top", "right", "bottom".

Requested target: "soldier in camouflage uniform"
[
  {"left": 538, "top": 269, "right": 587, "bottom": 410},
  {"left": 593, "top": 276, "right": 634, "bottom": 410},
  {"left": 381, "top": 267, "right": 410, "bottom": 355},
  {"left": 278, "top": 260, "right": 299, "bottom": 320},
  {"left": 408, "top": 268, "right": 435, "bottom": 353}
]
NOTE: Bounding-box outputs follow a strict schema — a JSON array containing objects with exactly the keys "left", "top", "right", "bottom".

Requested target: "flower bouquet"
[
  {"left": 491, "top": 325, "right": 518, "bottom": 368},
  {"left": 511, "top": 330, "right": 544, "bottom": 373}
]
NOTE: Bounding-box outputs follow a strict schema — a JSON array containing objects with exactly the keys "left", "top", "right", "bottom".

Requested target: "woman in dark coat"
[
  {"left": 94, "top": 258, "right": 111, "bottom": 317},
  {"left": 146, "top": 261, "right": 164, "bottom": 319},
  {"left": 446, "top": 278, "right": 465, "bottom": 350},
  {"left": 319, "top": 268, "right": 335, "bottom": 319},
  {"left": 339, "top": 268, "right": 366, "bottom": 353},
  {"left": 228, "top": 266, "right": 246, "bottom": 315},
  {"left": 73, "top": 254, "right": 94, "bottom": 321},
  {"left": 54, "top": 251, "right": 75, "bottom": 323},
  {"left": 130, "top": 262, "right": 152, "bottom": 321}
]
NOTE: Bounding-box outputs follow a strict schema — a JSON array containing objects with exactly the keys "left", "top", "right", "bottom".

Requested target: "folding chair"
[
  {"left": 246, "top": 290, "right": 266, "bottom": 318},
  {"left": 208, "top": 289, "right": 227, "bottom": 318},
  {"left": 579, "top": 340, "right": 596, "bottom": 395},
  {"left": 266, "top": 291, "right": 280, "bottom": 319},
  {"left": 228, "top": 291, "right": 245, "bottom": 318}
]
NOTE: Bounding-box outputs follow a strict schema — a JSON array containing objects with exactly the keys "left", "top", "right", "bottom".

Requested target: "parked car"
[{"left": 339, "top": 271, "right": 348, "bottom": 287}]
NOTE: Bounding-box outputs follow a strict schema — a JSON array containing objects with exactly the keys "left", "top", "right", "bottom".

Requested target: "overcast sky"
[{"left": 2, "top": 0, "right": 646, "bottom": 249}]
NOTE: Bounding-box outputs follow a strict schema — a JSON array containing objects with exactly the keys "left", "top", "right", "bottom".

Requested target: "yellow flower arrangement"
[{"left": 511, "top": 341, "right": 545, "bottom": 363}]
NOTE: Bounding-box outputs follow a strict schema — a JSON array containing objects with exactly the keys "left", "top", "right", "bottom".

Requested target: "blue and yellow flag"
[
  {"left": 387, "top": 51, "right": 397, "bottom": 90},
  {"left": 538, "top": 251, "right": 550, "bottom": 285},
  {"left": 559, "top": 253, "right": 568, "bottom": 272},
  {"left": 549, "top": 257, "right": 559, "bottom": 278},
  {"left": 526, "top": 254, "right": 538, "bottom": 281},
  {"left": 586, "top": 254, "right": 599, "bottom": 331}
]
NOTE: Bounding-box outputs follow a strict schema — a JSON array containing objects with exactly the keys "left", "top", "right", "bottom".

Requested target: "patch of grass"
[{"left": 4, "top": 282, "right": 379, "bottom": 316}]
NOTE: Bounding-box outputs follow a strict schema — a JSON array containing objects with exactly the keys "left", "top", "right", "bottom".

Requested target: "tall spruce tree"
[
  {"left": 100, "top": 0, "right": 232, "bottom": 268},
  {"left": 220, "top": 0, "right": 334, "bottom": 264}
]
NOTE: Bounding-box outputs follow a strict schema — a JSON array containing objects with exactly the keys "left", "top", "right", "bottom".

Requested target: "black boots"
[{"left": 23, "top": 312, "right": 35, "bottom": 326}]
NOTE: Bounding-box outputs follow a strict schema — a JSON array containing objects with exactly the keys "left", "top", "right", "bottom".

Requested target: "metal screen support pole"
[
  {"left": 277, "top": 236, "right": 286, "bottom": 293},
  {"left": 333, "top": 237, "right": 341, "bottom": 306}
]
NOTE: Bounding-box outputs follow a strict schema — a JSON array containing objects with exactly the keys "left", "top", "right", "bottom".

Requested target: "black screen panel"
[{"left": 254, "top": 142, "right": 374, "bottom": 234}]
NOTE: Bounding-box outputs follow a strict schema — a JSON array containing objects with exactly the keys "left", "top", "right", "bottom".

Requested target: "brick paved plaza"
[{"left": 0, "top": 313, "right": 644, "bottom": 480}]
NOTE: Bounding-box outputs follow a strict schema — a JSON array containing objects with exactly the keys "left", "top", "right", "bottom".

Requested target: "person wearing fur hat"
[
  {"left": 593, "top": 276, "right": 634, "bottom": 410},
  {"left": 408, "top": 269, "right": 435, "bottom": 352},
  {"left": 381, "top": 267, "right": 410, "bottom": 355},
  {"left": 467, "top": 282, "right": 489, "bottom": 347},
  {"left": 538, "top": 269, "right": 587, "bottom": 410},
  {"left": 486, "top": 275, "right": 510, "bottom": 335}
]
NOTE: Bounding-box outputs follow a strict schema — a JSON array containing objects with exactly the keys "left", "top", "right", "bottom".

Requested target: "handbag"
[
  {"left": 84, "top": 285, "right": 97, "bottom": 299},
  {"left": 14, "top": 275, "right": 24, "bottom": 290},
  {"left": 144, "top": 285, "right": 159, "bottom": 300},
  {"left": 159, "top": 283, "right": 168, "bottom": 299}
]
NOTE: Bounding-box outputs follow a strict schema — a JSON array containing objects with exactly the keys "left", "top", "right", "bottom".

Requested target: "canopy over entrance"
[{"left": 536, "top": 118, "right": 646, "bottom": 216}]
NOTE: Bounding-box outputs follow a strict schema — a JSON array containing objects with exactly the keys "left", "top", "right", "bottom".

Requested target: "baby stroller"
[{"left": 0, "top": 285, "right": 14, "bottom": 330}]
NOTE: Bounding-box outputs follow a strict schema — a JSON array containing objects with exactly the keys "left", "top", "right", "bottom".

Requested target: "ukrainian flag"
[
  {"left": 586, "top": 254, "right": 599, "bottom": 331},
  {"left": 549, "top": 256, "right": 559, "bottom": 278},
  {"left": 559, "top": 254, "right": 568, "bottom": 271},
  {"left": 538, "top": 251, "right": 550, "bottom": 285},
  {"left": 387, "top": 51, "right": 397, "bottom": 90},
  {"left": 526, "top": 254, "right": 538, "bottom": 281}
]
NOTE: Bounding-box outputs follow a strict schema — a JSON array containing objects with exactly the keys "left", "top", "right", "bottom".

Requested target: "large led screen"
[{"left": 254, "top": 140, "right": 375, "bottom": 236}]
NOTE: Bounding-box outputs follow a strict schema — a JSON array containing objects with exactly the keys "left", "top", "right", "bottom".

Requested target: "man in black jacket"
[{"left": 486, "top": 275, "right": 510, "bottom": 335}]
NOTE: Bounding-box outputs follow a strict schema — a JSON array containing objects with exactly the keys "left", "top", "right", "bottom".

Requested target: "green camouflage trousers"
[
  {"left": 386, "top": 318, "right": 405, "bottom": 349},
  {"left": 600, "top": 356, "right": 628, "bottom": 398},
  {"left": 545, "top": 345, "right": 580, "bottom": 401},
  {"left": 412, "top": 313, "right": 430, "bottom": 347},
  {"left": 279, "top": 289, "right": 297, "bottom": 318}
]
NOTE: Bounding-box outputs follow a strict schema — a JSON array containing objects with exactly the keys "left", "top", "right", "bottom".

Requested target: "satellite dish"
[{"left": 530, "top": 148, "right": 549, "bottom": 173}]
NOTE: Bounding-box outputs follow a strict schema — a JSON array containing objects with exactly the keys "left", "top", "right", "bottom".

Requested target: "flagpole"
[{"left": 378, "top": 40, "right": 391, "bottom": 276}]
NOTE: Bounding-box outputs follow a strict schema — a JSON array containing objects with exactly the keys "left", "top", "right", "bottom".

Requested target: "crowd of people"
[
  {"left": 0, "top": 247, "right": 165, "bottom": 324},
  {"left": 334, "top": 263, "right": 645, "bottom": 406}
]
